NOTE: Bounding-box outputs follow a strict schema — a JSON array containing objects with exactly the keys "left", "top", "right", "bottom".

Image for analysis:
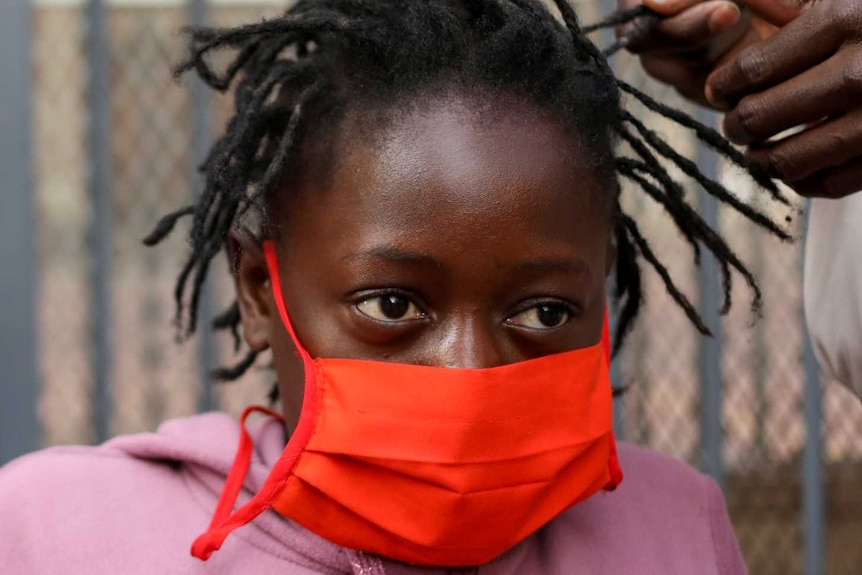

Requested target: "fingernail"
[
  {"left": 705, "top": 85, "right": 716, "bottom": 106},
  {"left": 704, "top": 71, "right": 730, "bottom": 109},
  {"left": 704, "top": 84, "right": 728, "bottom": 111},
  {"left": 707, "top": 4, "right": 741, "bottom": 34},
  {"left": 643, "top": 0, "right": 677, "bottom": 13}
]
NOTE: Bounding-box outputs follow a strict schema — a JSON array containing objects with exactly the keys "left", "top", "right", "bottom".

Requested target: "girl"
[{"left": 0, "top": 1, "right": 793, "bottom": 573}]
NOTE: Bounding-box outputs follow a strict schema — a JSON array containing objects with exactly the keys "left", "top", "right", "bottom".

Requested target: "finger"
[
  {"left": 735, "top": 0, "right": 804, "bottom": 27},
  {"left": 625, "top": 2, "right": 740, "bottom": 52},
  {"left": 706, "top": 8, "right": 842, "bottom": 107},
  {"left": 792, "top": 158, "right": 862, "bottom": 199},
  {"left": 635, "top": 19, "right": 762, "bottom": 110},
  {"left": 642, "top": 0, "right": 708, "bottom": 16},
  {"left": 746, "top": 108, "right": 862, "bottom": 183},
  {"left": 623, "top": 1, "right": 742, "bottom": 54},
  {"left": 750, "top": 14, "right": 780, "bottom": 38},
  {"left": 701, "top": 25, "right": 764, "bottom": 111},
  {"left": 723, "top": 48, "right": 862, "bottom": 144},
  {"left": 641, "top": 56, "right": 712, "bottom": 105}
]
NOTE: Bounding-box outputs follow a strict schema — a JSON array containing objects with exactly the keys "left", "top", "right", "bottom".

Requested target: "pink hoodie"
[{"left": 0, "top": 412, "right": 746, "bottom": 574}]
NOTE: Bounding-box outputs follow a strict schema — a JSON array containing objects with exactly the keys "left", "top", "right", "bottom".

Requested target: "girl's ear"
[{"left": 228, "top": 228, "right": 272, "bottom": 352}]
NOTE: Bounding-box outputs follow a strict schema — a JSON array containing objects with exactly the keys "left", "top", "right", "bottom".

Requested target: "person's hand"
[
  {"left": 616, "top": 0, "right": 762, "bottom": 106},
  {"left": 707, "top": 0, "right": 862, "bottom": 198}
]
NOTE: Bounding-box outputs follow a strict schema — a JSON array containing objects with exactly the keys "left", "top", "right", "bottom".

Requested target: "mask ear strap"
[
  {"left": 191, "top": 406, "right": 285, "bottom": 559},
  {"left": 601, "top": 308, "right": 624, "bottom": 488},
  {"left": 193, "top": 242, "right": 323, "bottom": 560},
  {"left": 263, "top": 241, "right": 312, "bottom": 363},
  {"left": 261, "top": 240, "right": 320, "bottom": 448},
  {"left": 601, "top": 309, "right": 611, "bottom": 364}
]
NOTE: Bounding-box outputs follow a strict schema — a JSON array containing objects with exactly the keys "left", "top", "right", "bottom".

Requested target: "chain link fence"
[{"left": 7, "top": 0, "right": 862, "bottom": 573}]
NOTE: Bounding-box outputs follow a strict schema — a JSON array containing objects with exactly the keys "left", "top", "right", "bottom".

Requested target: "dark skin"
[
  {"left": 620, "top": 0, "right": 862, "bottom": 198},
  {"left": 709, "top": 0, "right": 862, "bottom": 198},
  {"left": 615, "top": 0, "right": 757, "bottom": 106},
  {"left": 230, "top": 96, "right": 616, "bottom": 433}
]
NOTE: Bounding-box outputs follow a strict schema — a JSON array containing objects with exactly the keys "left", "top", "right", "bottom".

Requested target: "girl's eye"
[
  {"left": 507, "top": 304, "right": 571, "bottom": 330},
  {"left": 356, "top": 293, "right": 425, "bottom": 322}
]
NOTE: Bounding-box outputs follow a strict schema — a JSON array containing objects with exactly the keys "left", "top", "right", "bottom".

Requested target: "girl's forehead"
[
  {"left": 278, "top": 99, "right": 613, "bottom": 265},
  {"left": 323, "top": 96, "right": 612, "bottom": 217}
]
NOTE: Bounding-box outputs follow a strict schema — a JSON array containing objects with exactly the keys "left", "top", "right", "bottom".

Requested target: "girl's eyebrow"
[
  {"left": 516, "top": 258, "right": 589, "bottom": 276},
  {"left": 341, "top": 248, "right": 587, "bottom": 276},
  {"left": 341, "top": 247, "right": 443, "bottom": 269}
]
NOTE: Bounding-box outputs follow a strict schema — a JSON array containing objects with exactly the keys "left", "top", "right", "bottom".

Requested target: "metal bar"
[
  {"left": 597, "top": 0, "right": 625, "bottom": 439},
  {"left": 696, "top": 108, "right": 725, "bottom": 489},
  {"left": 0, "top": 0, "right": 39, "bottom": 464},
  {"left": 634, "top": 331, "right": 649, "bottom": 444},
  {"left": 189, "top": 0, "right": 219, "bottom": 413},
  {"left": 86, "top": 0, "right": 114, "bottom": 443},
  {"left": 802, "top": 205, "right": 825, "bottom": 575},
  {"left": 752, "top": 231, "right": 767, "bottom": 457}
]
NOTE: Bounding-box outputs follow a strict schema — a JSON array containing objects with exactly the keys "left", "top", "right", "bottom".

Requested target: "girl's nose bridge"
[{"left": 437, "top": 312, "right": 504, "bottom": 369}]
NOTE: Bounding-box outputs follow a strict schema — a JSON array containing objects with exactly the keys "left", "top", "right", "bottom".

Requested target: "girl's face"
[{"left": 233, "top": 97, "right": 616, "bottom": 431}]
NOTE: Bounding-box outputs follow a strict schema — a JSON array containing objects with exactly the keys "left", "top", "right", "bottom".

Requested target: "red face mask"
[{"left": 191, "top": 241, "right": 622, "bottom": 567}]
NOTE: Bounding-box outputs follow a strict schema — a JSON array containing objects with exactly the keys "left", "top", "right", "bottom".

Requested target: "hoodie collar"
[{"left": 106, "top": 412, "right": 468, "bottom": 575}]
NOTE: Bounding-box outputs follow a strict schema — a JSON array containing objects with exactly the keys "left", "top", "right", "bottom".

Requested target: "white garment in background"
[{"left": 804, "top": 194, "right": 862, "bottom": 399}]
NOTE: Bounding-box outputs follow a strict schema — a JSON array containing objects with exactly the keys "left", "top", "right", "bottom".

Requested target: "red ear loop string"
[
  {"left": 208, "top": 406, "right": 285, "bottom": 528},
  {"left": 191, "top": 406, "right": 285, "bottom": 558},
  {"left": 191, "top": 242, "right": 320, "bottom": 560},
  {"left": 602, "top": 309, "right": 624, "bottom": 488},
  {"left": 601, "top": 310, "right": 611, "bottom": 362}
]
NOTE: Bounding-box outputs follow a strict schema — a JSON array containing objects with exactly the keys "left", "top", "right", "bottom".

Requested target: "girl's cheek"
[{"left": 271, "top": 321, "right": 306, "bottom": 434}]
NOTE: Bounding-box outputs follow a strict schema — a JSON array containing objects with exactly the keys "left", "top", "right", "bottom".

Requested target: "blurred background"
[{"left": 0, "top": 1, "right": 860, "bottom": 574}]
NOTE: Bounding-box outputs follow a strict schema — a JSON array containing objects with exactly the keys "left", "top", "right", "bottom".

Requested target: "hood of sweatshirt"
[
  {"left": 106, "top": 412, "right": 473, "bottom": 575},
  {"left": 0, "top": 411, "right": 745, "bottom": 575}
]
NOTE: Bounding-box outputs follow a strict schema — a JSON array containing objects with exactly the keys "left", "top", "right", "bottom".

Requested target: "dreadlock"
[{"left": 145, "top": 0, "right": 794, "bottom": 379}]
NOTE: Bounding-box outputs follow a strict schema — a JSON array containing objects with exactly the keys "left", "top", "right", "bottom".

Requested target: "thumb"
[{"left": 734, "top": 0, "right": 804, "bottom": 26}]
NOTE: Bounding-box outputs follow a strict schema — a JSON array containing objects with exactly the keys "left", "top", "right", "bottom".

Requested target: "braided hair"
[{"left": 145, "top": 0, "right": 794, "bottom": 380}]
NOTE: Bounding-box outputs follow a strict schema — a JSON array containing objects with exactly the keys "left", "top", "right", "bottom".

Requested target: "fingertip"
[
  {"left": 704, "top": 72, "right": 730, "bottom": 111},
  {"left": 704, "top": 84, "right": 715, "bottom": 106},
  {"left": 721, "top": 111, "right": 750, "bottom": 145},
  {"left": 704, "top": 83, "right": 720, "bottom": 109},
  {"left": 707, "top": 3, "right": 740, "bottom": 35},
  {"left": 642, "top": 0, "right": 690, "bottom": 16}
]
